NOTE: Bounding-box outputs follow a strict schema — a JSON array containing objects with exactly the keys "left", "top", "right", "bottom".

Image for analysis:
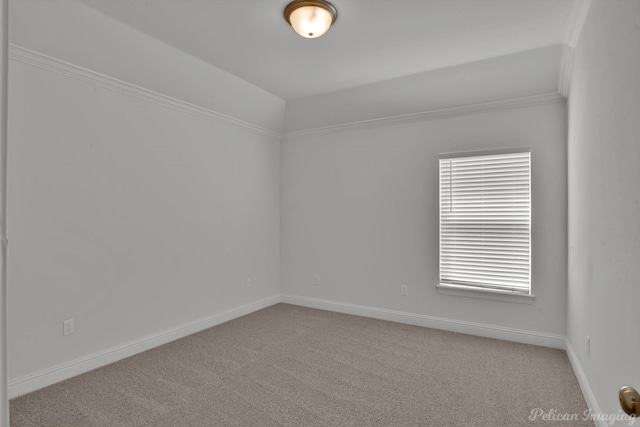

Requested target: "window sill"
[{"left": 436, "top": 284, "right": 535, "bottom": 305}]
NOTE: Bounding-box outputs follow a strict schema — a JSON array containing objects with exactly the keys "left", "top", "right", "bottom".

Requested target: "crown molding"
[
  {"left": 8, "top": 44, "right": 281, "bottom": 139},
  {"left": 563, "top": 0, "right": 593, "bottom": 49},
  {"left": 9, "top": 44, "right": 566, "bottom": 142},
  {"left": 282, "top": 92, "right": 565, "bottom": 140},
  {"left": 558, "top": 0, "right": 592, "bottom": 98}
]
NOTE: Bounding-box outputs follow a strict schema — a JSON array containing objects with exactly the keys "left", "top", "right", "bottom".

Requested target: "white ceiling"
[{"left": 76, "top": 0, "right": 578, "bottom": 101}]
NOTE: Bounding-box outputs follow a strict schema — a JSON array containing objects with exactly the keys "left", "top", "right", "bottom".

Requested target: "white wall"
[
  {"left": 566, "top": 0, "right": 640, "bottom": 423},
  {"left": 282, "top": 101, "right": 567, "bottom": 337},
  {"left": 7, "top": 37, "right": 281, "bottom": 385}
]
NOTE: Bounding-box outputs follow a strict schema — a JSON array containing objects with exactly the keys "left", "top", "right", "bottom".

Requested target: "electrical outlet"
[
  {"left": 246, "top": 278, "right": 252, "bottom": 288},
  {"left": 314, "top": 275, "right": 320, "bottom": 285},
  {"left": 401, "top": 285, "right": 408, "bottom": 296},
  {"left": 63, "top": 319, "right": 75, "bottom": 336},
  {"left": 586, "top": 336, "right": 590, "bottom": 356}
]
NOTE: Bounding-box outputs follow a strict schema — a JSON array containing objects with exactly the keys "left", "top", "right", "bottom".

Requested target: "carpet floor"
[{"left": 10, "top": 303, "right": 593, "bottom": 426}]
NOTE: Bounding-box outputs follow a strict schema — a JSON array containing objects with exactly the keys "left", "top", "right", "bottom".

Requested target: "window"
[{"left": 439, "top": 149, "right": 531, "bottom": 296}]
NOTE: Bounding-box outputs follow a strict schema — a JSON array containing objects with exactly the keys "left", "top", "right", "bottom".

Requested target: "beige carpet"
[{"left": 10, "top": 303, "right": 592, "bottom": 426}]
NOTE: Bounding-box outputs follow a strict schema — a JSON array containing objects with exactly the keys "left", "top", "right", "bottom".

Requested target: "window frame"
[{"left": 436, "top": 148, "right": 535, "bottom": 304}]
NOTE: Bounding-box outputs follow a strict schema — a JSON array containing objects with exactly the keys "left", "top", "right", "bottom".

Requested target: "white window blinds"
[{"left": 439, "top": 150, "right": 531, "bottom": 294}]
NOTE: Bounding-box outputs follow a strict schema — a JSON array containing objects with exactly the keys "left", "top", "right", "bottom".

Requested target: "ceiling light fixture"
[{"left": 284, "top": 0, "right": 338, "bottom": 39}]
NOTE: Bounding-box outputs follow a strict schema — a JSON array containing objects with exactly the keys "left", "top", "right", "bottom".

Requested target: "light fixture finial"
[{"left": 284, "top": 0, "right": 338, "bottom": 39}]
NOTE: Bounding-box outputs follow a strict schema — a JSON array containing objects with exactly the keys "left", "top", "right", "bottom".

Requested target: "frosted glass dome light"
[{"left": 284, "top": 0, "right": 338, "bottom": 39}]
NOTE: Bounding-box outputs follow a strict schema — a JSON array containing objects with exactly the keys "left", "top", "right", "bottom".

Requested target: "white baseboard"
[
  {"left": 281, "top": 294, "right": 566, "bottom": 349},
  {"left": 565, "top": 339, "right": 607, "bottom": 427},
  {"left": 8, "top": 295, "right": 281, "bottom": 399}
]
